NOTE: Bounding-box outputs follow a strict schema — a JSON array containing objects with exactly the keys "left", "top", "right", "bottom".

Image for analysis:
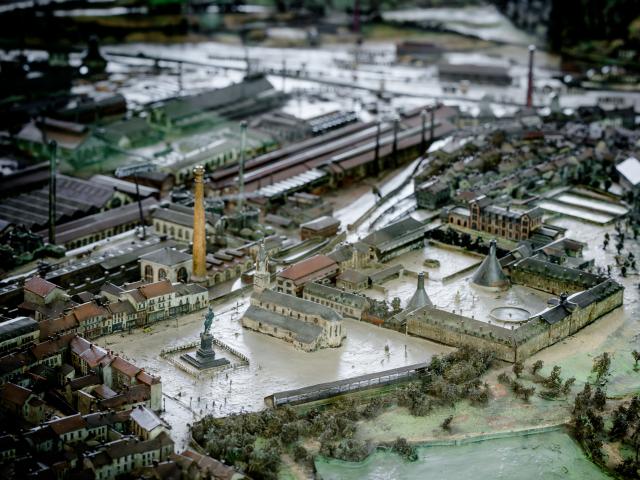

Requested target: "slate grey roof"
[
  {"left": 99, "top": 239, "right": 178, "bottom": 271},
  {"left": 328, "top": 245, "right": 353, "bottom": 264},
  {"left": 304, "top": 282, "right": 369, "bottom": 310},
  {"left": 243, "top": 305, "right": 323, "bottom": 344},
  {"left": 361, "top": 217, "right": 423, "bottom": 249},
  {"left": 175, "top": 283, "right": 207, "bottom": 295},
  {"left": 406, "top": 272, "right": 433, "bottom": 311},
  {"left": 0, "top": 317, "right": 38, "bottom": 343},
  {"left": 369, "top": 264, "right": 404, "bottom": 284},
  {"left": 0, "top": 175, "right": 115, "bottom": 230},
  {"left": 90, "top": 175, "right": 159, "bottom": 198},
  {"left": 471, "top": 239, "right": 510, "bottom": 290},
  {"left": 44, "top": 197, "right": 157, "bottom": 245},
  {"left": 140, "top": 247, "right": 191, "bottom": 266},
  {"left": 255, "top": 289, "right": 342, "bottom": 322},
  {"left": 158, "top": 76, "right": 275, "bottom": 121},
  {"left": 513, "top": 257, "right": 601, "bottom": 287},
  {"left": 151, "top": 203, "right": 218, "bottom": 229},
  {"left": 337, "top": 269, "right": 368, "bottom": 284},
  {"left": 130, "top": 405, "right": 164, "bottom": 432},
  {"left": 300, "top": 216, "right": 340, "bottom": 231}
]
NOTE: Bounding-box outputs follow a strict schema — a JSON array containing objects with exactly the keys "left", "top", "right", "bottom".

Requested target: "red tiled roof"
[
  {"left": 138, "top": 280, "right": 174, "bottom": 299},
  {"left": 40, "top": 315, "right": 78, "bottom": 338},
  {"left": 72, "top": 302, "right": 107, "bottom": 322},
  {"left": 136, "top": 370, "right": 160, "bottom": 386},
  {"left": 48, "top": 414, "right": 87, "bottom": 435},
  {"left": 31, "top": 333, "right": 75, "bottom": 360},
  {"left": 111, "top": 356, "right": 140, "bottom": 378},
  {"left": 0, "top": 383, "right": 32, "bottom": 407},
  {"left": 79, "top": 344, "right": 109, "bottom": 368},
  {"left": 278, "top": 255, "right": 337, "bottom": 282},
  {"left": 70, "top": 336, "right": 92, "bottom": 356},
  {"left": 24, "top": 277, "right": 59, "bottom": 297}
]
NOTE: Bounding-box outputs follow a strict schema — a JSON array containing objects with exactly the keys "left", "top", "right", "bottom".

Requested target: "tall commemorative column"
[{"left": 192, "top": 165, "right": 207, "bottom": 282}]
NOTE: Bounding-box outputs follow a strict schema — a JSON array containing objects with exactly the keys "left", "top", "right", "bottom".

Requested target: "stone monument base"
[{"left": 180, "top": 332, "right": 229, "bottom": 370}]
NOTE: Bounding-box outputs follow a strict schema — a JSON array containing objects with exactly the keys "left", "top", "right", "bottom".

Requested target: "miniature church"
[{"left": 240, "top": 240, "right": 345, "bottom": 351}]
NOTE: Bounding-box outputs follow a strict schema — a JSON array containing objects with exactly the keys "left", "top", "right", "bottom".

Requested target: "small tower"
[
  {"left": 471, "top": 239, "right": 510, "bottom": 291},
  {"left": 253, "top": 239, "right": 270, "bottom": 293},
  {"left": 406, "top": 272, "right": 433, "bottom": 312}
]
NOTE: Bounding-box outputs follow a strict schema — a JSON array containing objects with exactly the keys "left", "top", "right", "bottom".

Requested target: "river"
[{"left": 315, "top": 430, "right": 611, "bottom": 480}]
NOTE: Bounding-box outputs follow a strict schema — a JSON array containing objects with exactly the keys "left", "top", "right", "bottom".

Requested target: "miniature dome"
[
  {"left": 406, "top": 272, "right": 433, "bottom": 311},
  {"left": 471, "top": 239, "right": 510, "bottom": 291}
]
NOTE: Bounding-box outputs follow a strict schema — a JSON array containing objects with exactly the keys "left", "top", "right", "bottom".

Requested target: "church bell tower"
[{"left": 253, "top": 239, "right": 270, "bottom": 293}]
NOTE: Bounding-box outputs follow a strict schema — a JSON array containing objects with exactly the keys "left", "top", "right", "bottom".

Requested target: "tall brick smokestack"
[
  {"left": 192, "top": 165, "right": 207, "bottom": 281},
  {"left": 526, "top": 45, "right": 535, "bottom": 108}
]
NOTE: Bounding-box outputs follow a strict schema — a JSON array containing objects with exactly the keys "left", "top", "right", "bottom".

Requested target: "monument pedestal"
[{"left": 181, "top": 332, "right": 229, "bottom": 370}]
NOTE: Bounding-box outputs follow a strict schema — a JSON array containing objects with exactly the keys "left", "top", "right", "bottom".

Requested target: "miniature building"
[
  {"left": 242, "top": 289, "right": 345, "bottom": 351},
  {"left": 360, "top": 217, "right": 425, "bottom": 263},
  {"left": 20, "top": 277, "right": 73, "bottom": 321},
  {"left": 0, "top": 383, "right": 45, "bottom": 424},
  {"left": 328, "top": 243, "right": 371, "bottom": 270},
  {"left": 278, "top": 192, "right": 334, "bottom": 225},
  {"left": 299, "top": 216, "right": 340, "bottom": 240},
  {"left": 101, "top": 279, "right": 208, "bottom": 327},
  {"left": 438, "top": 63, "right": 512, "bottom": 85},
  {"left": 0, "top": 316, "right": 39, "bottom": 353},
  {"left": 140, "top": 247, "right": 192, "bottom": 284},
  {"left": 406, "top": 272, "right": 433, "bottom": 310},
  {"left": 206, "top": 249, "right": 253, "bottom": 286},
  {"left": 447, "top": 195, "right": 543, "bottom": 242},
  {"left": 471, "top": 239, "right": 510, "bottom": 291},
  {"left": 148, "top": 74, "right": 283, "bottom": 134},
  {"left": 129, "top": 405, "right": 168, "bottom": 440},
  {"left": 616, "top": 156, "right": 640, "bottom": 192},
  {"left": 276, "top": 255, "right": 339, "bottom": 296},
  {"left": 396, "top": 41, "right": 444, "bottom": 60},
  {"left": 151, "top": 203, "right": 217, "bottom": 244},
  {"left": 336, "top": 269, "right": 369, "bottom": 292},
  {"left": 41, "top": 197, "right": 158, "bottom": 250},
  {"left": 415, "top": 178, "right": 451, "bottom": 210},
  {"left": 303, "top": 282, "right": 369, "bottom": 320}
]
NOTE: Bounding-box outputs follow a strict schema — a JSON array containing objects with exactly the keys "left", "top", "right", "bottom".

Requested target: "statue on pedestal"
[{"left": 181, "top": 304, "right": 230, "bottom": 370}]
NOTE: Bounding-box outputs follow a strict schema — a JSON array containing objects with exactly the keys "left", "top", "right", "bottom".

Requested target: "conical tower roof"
[
  {"left": 406, "top": 272, "right": 433, "bottom": 311},
  {"left": 471, "top": 239, "right": 510, "bottom": 291}
]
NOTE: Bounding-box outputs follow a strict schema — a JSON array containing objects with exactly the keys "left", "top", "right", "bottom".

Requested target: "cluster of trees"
[
  {"left": 497, "top": 359, "right": 575, "bottom": 401},
  {"left": 397, "top": 346, "right": 494, "bottom": 416},
  {"left": 191, "top": 394, "right": 394, "bottom": 478},
  {"left": 429, "top": 228, "right": 502, "bottom": 256},
  {"left": 547, "top": 0, "right": 640, "bottom": 50},
  {"left": 367, "top": 296, "right": 403, "bottom": 320},
  {"left": 390, "top": 437, "right": 418, "bottom": 461},
  {"left": 0, "top": 225, "right": 64, "bottom": 272},
  {"left": 570, "top": 351, "right": 640, "bottom": 478},
  {"left": 191, "top": 347, "right": 496, "bottom": 477}
]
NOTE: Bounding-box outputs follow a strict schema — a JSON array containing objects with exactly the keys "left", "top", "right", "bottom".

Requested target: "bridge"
[{"left": 264, "top": 362, "right": 430, "bottom": 408}]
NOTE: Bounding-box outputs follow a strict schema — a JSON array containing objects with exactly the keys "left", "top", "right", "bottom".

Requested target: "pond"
[{"left": 315, "top": 430, "right": 611, "bottom": 480}]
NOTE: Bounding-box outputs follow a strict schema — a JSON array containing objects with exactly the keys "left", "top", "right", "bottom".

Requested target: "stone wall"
[{"left": 407, "top": 279, "right": 623, "bottom": 363}]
